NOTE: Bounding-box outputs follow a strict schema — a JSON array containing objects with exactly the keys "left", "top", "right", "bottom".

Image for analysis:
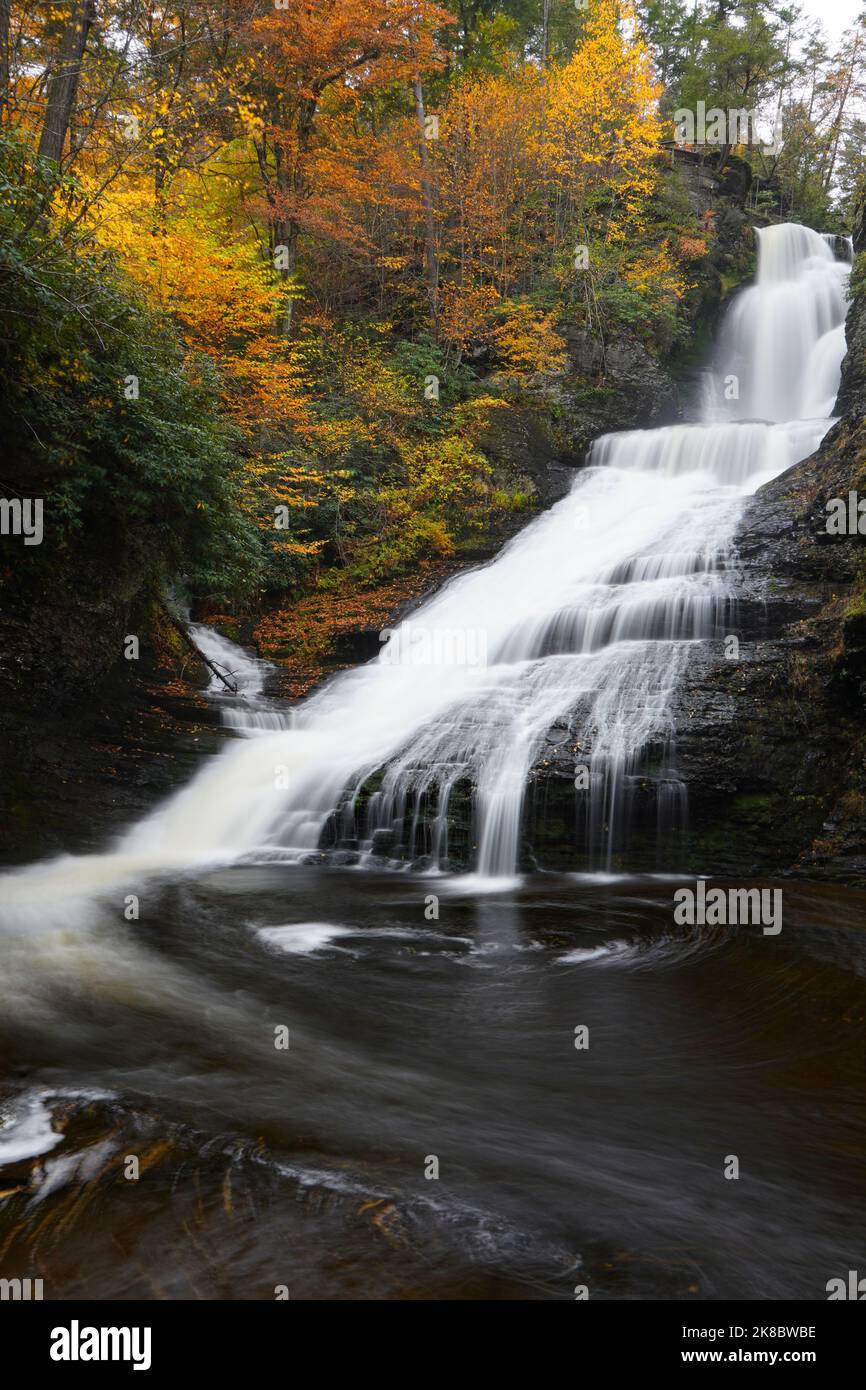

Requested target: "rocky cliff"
[
  {"left": 672, "top": 242, "right": 866, "bottom": 882},
  {"left": 527, "top": 230, "right": 866, "bottom": 883}
]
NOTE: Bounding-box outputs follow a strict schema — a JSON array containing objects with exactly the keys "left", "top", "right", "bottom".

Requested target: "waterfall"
[
  {"left": 709, "top": 225, "right": 848, "bottom": 425},
  {"left": 0, "top": 224, "right": 851, "bottom": 910},
  {"left": 187, "top": 623, "right": 294, "bottom": 733}
]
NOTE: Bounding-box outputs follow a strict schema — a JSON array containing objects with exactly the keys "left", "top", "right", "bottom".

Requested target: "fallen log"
[{"left": 162, "top": 606, "right": 239, "bottom": 694}]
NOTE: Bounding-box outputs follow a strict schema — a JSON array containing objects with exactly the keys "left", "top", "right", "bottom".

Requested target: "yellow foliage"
[
  {"left": 543, "top": 0, "right": 662, "bottom": 226},
  {"left": 624, "top": 243, "right": 689, "bottom": 300},
  {"left": 491, "top": 303, "right": 568, "bottom": 377}
]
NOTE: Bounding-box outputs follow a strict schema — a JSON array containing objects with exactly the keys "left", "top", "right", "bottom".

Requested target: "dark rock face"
[
  {"left": 471, "top": 398, "right": 575, "bottom": 507},
  {"left": 669, "top": 261, "right": 866, "bottom": 882},
  {"left": 670, "top": 358, "right": 866, "bottom": 881},
  {"left": 472, "top": 327, "right": 682, "bottom": 508},
  {"left": 526, "top": 257, "right": 866, "bottom": 883},
  {"left": 534, "top": 324, "right": 682, "bottom": 456},
  {"left": 0, "top": 591, "right": 216, "bottom": 865}
]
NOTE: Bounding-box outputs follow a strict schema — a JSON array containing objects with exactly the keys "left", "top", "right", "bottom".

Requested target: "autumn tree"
[
  {"left": 37, "top": 0, "right": 97, "bottom": 161},
  {"left": 0, "top": 0, "right": 11, "bottom": 117},
  {"left": 237, "top": 0, "right": 452, "bottom": 334}
]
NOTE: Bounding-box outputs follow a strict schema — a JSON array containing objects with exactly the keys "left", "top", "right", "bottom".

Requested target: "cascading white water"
[
  {"left": 187, "top": 623, "right": 293, "bottom": 732},
  {"left": 188, "top": 623, "right": 267, "bottom": 699},
  {"left": 0, "top": 224, "right": 851, "bottom": 912},
  {"left": 708, "top": 224, "right": 849, "bottom": 424}
]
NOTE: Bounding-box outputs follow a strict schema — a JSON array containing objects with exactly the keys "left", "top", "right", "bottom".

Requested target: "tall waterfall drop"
[{"left": 0, "top": 225, "right": 851, "bottom": 911}]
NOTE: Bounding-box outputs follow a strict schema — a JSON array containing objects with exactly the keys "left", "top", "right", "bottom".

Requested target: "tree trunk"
[
  {"left": 0, "top": 0, "right": 11, "bottom": 119},
  {"left": 272, "top": 212, "right": 299, "bottom": 337},
  {"left": 269, "top": 96, "right": 316, "bottom": 338},
  {"left": 37, "top": 0, "right": 97, "bottom": 164},
  {"left": 822, "top": 37, "right": 860, "bottom": 195},
  {"left": 412, "top": 76, "right": 439, "bottom": 330}
]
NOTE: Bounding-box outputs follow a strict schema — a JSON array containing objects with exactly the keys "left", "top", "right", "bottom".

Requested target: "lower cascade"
[{"left": 0, "top": 224, "right": 851, "bottom": 907}]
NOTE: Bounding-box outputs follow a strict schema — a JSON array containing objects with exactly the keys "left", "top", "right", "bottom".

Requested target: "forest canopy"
[{"left": 2, "top": 0, "right": 863, "bottom": 615}]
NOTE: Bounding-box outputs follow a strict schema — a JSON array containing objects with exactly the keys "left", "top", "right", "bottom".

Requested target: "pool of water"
[{"left": 2, "top": 867, "right": 864, "bottom": 1299}]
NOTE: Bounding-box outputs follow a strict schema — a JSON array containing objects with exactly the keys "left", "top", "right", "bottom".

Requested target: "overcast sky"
[{"left": 799, "top": 0, "right": 863, "bottom": 45}]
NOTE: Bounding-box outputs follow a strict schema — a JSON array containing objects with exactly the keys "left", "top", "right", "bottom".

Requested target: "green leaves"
[{"left": 0, "top": 130, "right": 258, "bottom": 606}]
